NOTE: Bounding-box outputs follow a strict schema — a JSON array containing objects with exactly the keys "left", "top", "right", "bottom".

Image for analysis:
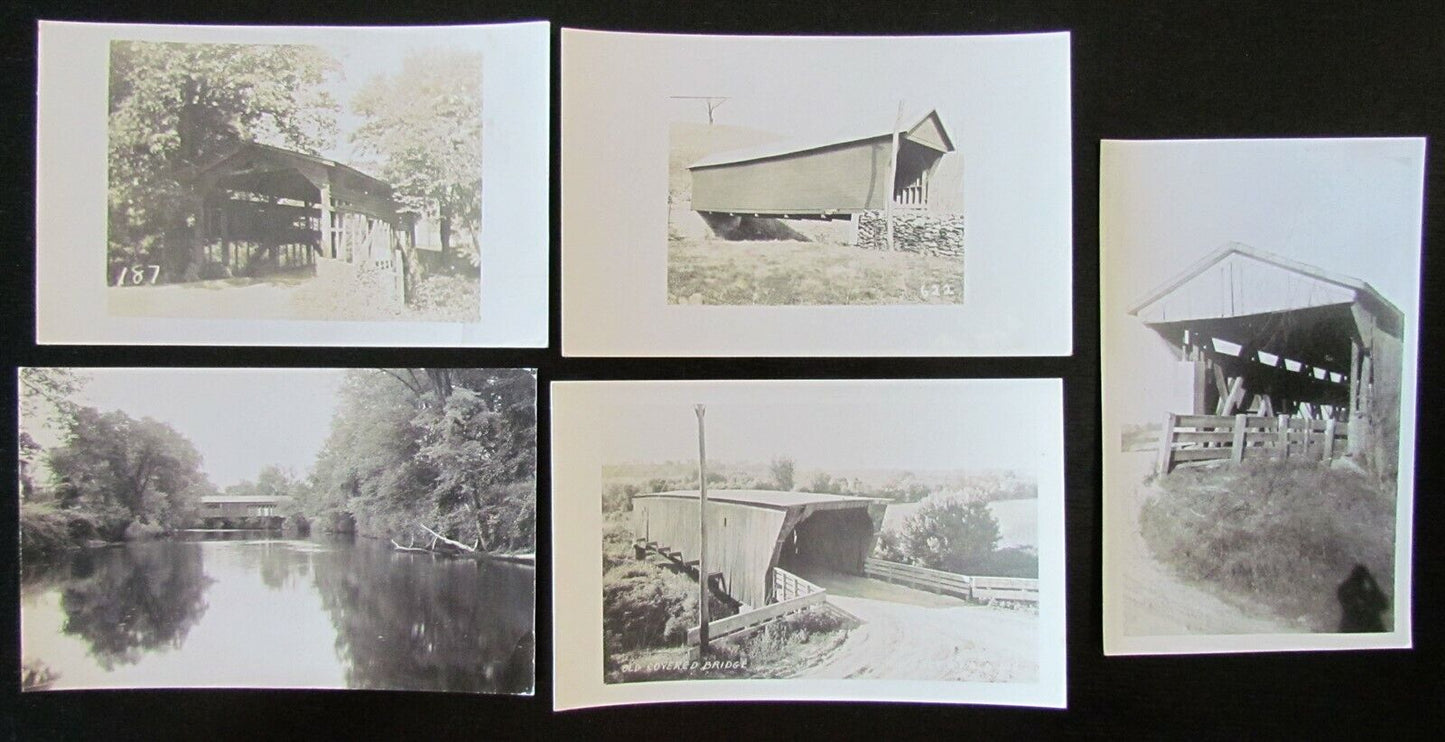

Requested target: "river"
[{"left": 19, "top": 532, "right": 534, "bottom": 693}]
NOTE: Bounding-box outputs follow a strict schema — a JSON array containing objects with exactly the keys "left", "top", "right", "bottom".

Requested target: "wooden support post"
[
  {"left": 318, "top": 181, "right": 334, "bottom": 259},
  {"left": 885, "top": 100, "right": 904, "bottom": 251},
  {"left": 1323, "top": 417, "right": 1336, "bottom": 460},
  {"left": 1231, "top": 413, "right": 1248, "bottom": 465},
  {"left": 1348, "top": 340, "right": 1361, "bottom": 455},
  {"left": 1157, "top": 412, "right": 1177, "bottom": 474},
  {"left": 1277, "top": 414, "right": 1291, "bottom": 459}
]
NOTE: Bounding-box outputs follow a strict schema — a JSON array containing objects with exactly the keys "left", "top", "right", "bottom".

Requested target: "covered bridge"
[
  {"left": 197, "top": 494, "right": 293, "bottom": 528},
  {"left": 687, "top": 109, "right": 956, "bottom": 220},
  {"left": 182, "top": 141, "right": 409, "bottom": 281},
  {"left": 1130, "top": 242, "right": 1404, "bottom": 470},
  {"left": 631, "top": 489, "right": 885, "bottom": 609}
]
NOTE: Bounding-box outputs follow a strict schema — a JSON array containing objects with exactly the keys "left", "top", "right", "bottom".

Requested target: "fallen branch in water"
[
  {"left": 418, "top": 523, "right": 477, "bottom": 553},
  {"left": 389, "top": 537, "right": 431, "bottom": 553}
]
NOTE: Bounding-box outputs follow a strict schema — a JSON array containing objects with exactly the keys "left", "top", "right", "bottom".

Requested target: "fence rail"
[
  {"left": 773, "top": 567, "right": 823, "bottom": 602},
  {"left": 1157, "top": 412, "right": 1348, "bottom": 473},
  {"left": 686, "top": 587, "right": 826, "bottom": 645},
  {"left": 863, "top": 558, "right": 1038, "bottom": 604}
]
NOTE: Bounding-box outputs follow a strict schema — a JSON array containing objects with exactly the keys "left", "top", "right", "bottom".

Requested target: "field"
[{"left": 668, "top": 237, "right": 964, "bottom": 305}]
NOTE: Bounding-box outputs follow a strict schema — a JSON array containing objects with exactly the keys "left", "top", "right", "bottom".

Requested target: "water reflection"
[
  {"left": 55, "top": 542, "right": 211, "bottom": 670},
  {"left": 20, "top": 535, "right": 534, "bottom": 692}
]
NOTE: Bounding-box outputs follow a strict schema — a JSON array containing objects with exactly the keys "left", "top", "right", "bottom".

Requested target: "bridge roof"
[
  {"left": 635, "top": 489, "right": 880, "bottom": 511},
  {"left": 200, "top": 495, "right": 293, "bottom": 505}
]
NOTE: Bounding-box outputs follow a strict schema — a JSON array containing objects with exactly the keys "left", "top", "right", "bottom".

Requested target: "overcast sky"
[
  {"left": 67, "top": 368, "right": 346, "bottom": 488},
  {"left": 596, "top": 380, "right": 1060, "bottom": 475}
]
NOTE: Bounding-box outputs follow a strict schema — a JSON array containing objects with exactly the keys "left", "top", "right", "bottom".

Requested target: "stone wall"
[{"left": 855, "top": 210, "right": 965, "bottom": 258}]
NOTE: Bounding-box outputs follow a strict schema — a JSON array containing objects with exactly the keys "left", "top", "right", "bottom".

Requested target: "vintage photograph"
[
  {"left": 667, "top": 101, "right": 964, "bottom": 305},
  {"left": 1100, "top": 138, "right": 1423, "bottom": 654},
  {"left": 36, "top": 22, "right": 548, "bottom": 346},
  {"left": 553, "top": 380, "right": 1065, "bottom": 708},
  {"left": 104, "top": 39, "right": 481, "bottom": 322},
  {"left": 562, "top": 30, "right": 1071, "bottom": 356},
  {"left": 18, "top": 368, "right": 536, "bottom": 692}
]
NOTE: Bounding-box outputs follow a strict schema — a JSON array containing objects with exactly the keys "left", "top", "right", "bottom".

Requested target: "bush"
[
  {"left": 123, "top": 520, "right": 166, "bottom": 541},
  {"left": 20, "top": 503, "right": 84, "bottom": 558},
  {"left": 409, "top": 274, "right": 480, "bottom": 321},
  {"left": 603, "top": 562, "right": 701, "bottom": 652},
  {"left": 1140, "top": 460, "right": 1395, "bottom": 628}
]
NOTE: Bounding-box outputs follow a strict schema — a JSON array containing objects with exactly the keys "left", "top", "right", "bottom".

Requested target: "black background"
[{"left": 1, "top": 1, "right": 1442, "bottom": 738}]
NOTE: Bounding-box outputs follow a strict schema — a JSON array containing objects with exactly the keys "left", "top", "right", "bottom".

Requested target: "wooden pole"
[
  {"left": 695, "top": 404, "right": 710, "bottom": 657},
  {"left": 885, "top": 100, "right": 904, "bottom": 251}
]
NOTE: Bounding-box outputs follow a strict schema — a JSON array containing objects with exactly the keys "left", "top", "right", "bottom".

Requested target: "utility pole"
[
  {"left": 670, "top": 96, "right": 730, "bottom": 125},
  {"left": 694, "top": 403, "right": 710, "bottom": 657}
]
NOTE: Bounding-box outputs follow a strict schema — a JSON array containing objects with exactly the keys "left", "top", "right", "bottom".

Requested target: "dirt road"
[
  {"left": 1112, "top": 451, "right": 1305, "bottom": 635},
  {"left": 793, "top": 570, "right": 1037, "bottom": 682}
]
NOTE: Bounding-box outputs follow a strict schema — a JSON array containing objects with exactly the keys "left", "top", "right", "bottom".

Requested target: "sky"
[
  {"left": 597, "top": 380, "right": 1060, "bottom": 475},
  {"left": 1101, "top": 138, "right": 1426, "bottom": 430},
  {"left": 54, "top": 368, "right": 347, "bottom": 488}
]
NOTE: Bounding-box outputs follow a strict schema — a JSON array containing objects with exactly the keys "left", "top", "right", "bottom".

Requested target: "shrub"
[
  {"left": 123, "top": 520, "right": 166, "bottom": 541},
  {"left": 602, "top": 560, "right": 735, "bottom": 654},
  {"left": 409, "top": 274, "right": 480, "bottom": 321},
  {"left": 20, "top": 503, "right": 83, "bottom": 558},
  {"left": 1140, "top": 460, "right": 1395, "bottom": 628}
]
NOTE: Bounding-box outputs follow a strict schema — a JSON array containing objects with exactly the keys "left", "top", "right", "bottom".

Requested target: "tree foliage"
[
  {"left": 769, "top": 456, "right": 796, "bottom": 491},
  {"left": 45, "top": 407, "right": 208, "bottom": 531},
  {"left": 306, "top": 369, "right": 536, "bottom": 552},
  {"left": 351, "top": 50, "right": 483, "bottom": 257},
  {"left": 107, "top": 40, "right": 339, "bottom": 278},
  {"left": 895, "top": 499, "right": 1001, "bottom": 573},
  {"left": 19, "top": 369, "right": 88, "bottom": 501}
]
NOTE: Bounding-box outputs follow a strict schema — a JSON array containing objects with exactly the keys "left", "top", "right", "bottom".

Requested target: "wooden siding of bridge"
[{"left": 633, "top": 496, "right": 788, "bottom": 608}]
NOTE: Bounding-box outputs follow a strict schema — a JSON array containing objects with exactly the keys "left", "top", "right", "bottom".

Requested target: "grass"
[
  {"left": 605, "top": 605, "right": 849, "bottom": 683},
  {"left": 1139, "top": 460, "right": 1396, "bottom": 630},
  {"left": 668, "top": 237, "right": 964, "bottom": 305}
]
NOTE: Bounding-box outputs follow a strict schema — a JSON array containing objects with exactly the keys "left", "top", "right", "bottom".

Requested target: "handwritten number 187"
[{"left": 114, "top": 265, "right": 161, "bottom": 286}]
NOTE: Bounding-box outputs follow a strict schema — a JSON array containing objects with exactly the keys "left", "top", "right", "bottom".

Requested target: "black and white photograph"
[
  {"left": 562, "top": 30, "right": 1071, "bottom": 356},
  {"left": 18, "top": 367, "right": 537, "bottom": 692},
  {"left": 1100, "top": 138, "right": 1424, "bottom": 654},
  {"left": 667, "top": 102, "right": 963, "bottom": 305},
  {"left": 36, "top": 22, "right": 548, "bottom": 346},
  {"left": 552, "top": 380, "right": 1065, "bottom": 708}
]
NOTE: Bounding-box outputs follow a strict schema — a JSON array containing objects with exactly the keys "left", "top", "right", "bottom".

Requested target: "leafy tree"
[
  {"left": 107, "top": 40, "right": 339, "bottom": 280},
  {"left": 351, "top": 50, "right": 483, "bottom": 265},
  {"left": 769, "top": 456, "right": 796, "bottom": 491},
  {"left": 896, "top": 499, "right": 1001, "bottom": 573},
  {"left": 306, "top": 369, "right": 537, "bottom": 552},
  {"left": 19, "top": 369, "right": 87, "bottom": 501},
  {"left": 46, "top": 407, "right": 207, "bottom": 529}
]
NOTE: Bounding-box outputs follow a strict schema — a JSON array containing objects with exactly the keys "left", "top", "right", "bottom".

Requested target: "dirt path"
[
  {"left": 1113, "top": 451, "right": 1305, "bottom": 635},
  {"left": 793, "top": 570, "right": 1037, "bottom": 682}
]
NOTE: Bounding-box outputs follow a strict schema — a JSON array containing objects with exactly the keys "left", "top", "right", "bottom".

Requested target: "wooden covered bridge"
[
  {"left": 631, "top": 489, "right": 885, "bottom": 610},
  {"left": 687, "top": 109, "right": 956, "bottom": 221},
  {"left": 1132, "top": 243, "right": 1404, "bottom": 472},
  {"left": 197, "top": 494, "right": 294, "bottom": 529},
  {"left": 180, "top": 141, "right": 410, "bottom": 288}
]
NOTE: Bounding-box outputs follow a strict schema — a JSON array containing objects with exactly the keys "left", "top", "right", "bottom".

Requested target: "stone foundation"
[{"left": 855, "top": 210, "right": 964, "bottom": 258}]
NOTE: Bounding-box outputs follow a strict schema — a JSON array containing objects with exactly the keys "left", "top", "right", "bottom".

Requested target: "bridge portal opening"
[{"left": 777, "top": 508, "right": 876, "bottom": 576}]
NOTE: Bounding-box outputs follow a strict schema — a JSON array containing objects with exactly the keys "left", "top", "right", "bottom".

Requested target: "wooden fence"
[
  {"left": 863, "top": 558, "right": 1039, "bottom": 604},
  {"left": 1157, "top": 412, "right": 1349, "bottom": 474},
  {"left": 687, "top": 568, "right": 825, "bottom": 646}
]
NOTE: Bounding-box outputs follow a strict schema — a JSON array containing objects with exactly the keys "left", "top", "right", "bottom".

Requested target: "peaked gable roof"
[
  {"left": 1128, "top": 241, "right": 1402, "bottom": 326},
  {"left": 688, "top": 109, "right": 954, "bottom": 170}
]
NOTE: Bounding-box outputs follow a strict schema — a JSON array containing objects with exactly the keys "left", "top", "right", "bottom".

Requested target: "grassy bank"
[
  {"left": 668, "top": 237, "right": 963, "bottom": 305},
  {"left": 1139, "top": 460, "right": 1395, "bottom": 630}
]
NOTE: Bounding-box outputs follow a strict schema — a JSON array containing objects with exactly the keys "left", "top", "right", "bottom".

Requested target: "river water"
[{"left": 19, "top": 532, "right": 534, "bottom": 693}]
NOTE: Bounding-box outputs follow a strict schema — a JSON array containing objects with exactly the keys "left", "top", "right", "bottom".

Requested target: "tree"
[
  {"left": 897, "top": 498, "right": 1001, "bottom": 573},
  {"left": 307, "top": 369, "right": 537, "bottom": 551},
  {"left": 46, "top": 407, "right": 207, "bottom": 529},
  {"left": 769, "top": 456, "right": 796, "bottom": 491},
  {"left": 351, "top": 49, "right": 483, "bottom": 268},
  {"left": 18, "top": 369, "right": 87, "bottom": 501},
  {"left": 107, "top": 41, "right": 339, "bottom": 280}
]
